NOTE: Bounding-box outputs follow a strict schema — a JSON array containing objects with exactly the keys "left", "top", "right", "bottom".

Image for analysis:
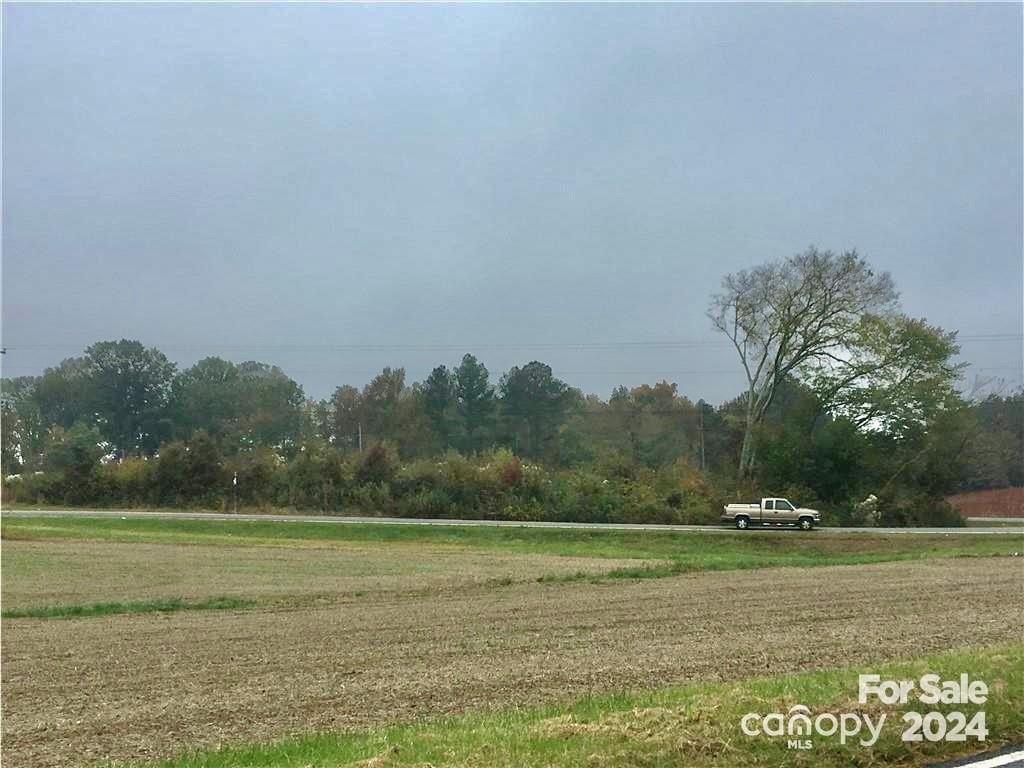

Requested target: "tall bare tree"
[{"left": 709, "top": 247, "right": 898, "bottom": 477}]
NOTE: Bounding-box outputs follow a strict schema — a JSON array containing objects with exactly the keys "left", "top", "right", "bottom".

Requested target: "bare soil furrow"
[{"left": 2, "top": 558, "right": 1021, "bottom": 767}]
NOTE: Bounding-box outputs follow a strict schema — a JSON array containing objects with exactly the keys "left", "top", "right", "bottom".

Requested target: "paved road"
[
  {"left": 4, "top": 508, "right": 1022, "bottom": 535},
  {"left": 930, "top": 746, "right": 1024, "bottom": 768}
]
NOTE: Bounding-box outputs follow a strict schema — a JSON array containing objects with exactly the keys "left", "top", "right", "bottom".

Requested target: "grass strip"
[
  {"left": 2, "top": 595, "right": 255, "bottom": 619},
  {"left": 538, "top": 549, "right": 1021, "bottom": 584},
  {"left": 133, "top": 643, "right": 1023, "bottom": 768},
  {"left": 3, "top": 515, "right": 1020, "bottom": 568}
]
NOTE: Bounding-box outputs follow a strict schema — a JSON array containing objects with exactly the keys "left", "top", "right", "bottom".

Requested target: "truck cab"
[{"left": 721, "top": 498, "right": 821, "bottom": 530}]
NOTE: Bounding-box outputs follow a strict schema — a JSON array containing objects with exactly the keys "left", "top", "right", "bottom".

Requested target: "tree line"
[
  {"left": 1, "top": 346, "right": 590, "bottom": 467},
  {"left": 2, "top": 248, "right": 1020, "bottom": 523}
]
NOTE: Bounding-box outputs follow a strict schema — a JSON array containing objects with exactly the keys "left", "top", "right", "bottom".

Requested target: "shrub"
[
  {"left": 596, "top": 450, "right": 639, "bottom": 481},
  {"left": 153, "top": 442, "right": 189, "bottom": 506},
  {"left": 356, "top": 443, "right": 398, "bottom": 486},
  {"left": 498, "top": 453, "right": 524, "bottom": 489},
  {"left": 227, "top": 448, "right": 283, "bottom": 509},
  {"left": 398, "top": 487, "right": 453, "bottom": 519},
  {"left": 101, "top": 458, "right": 154, "bottom": 506},
  {"left": 551, "top": 471, "right": 622, "bottom": 523},
  {"left": 394, "top": 459, "right": 441, "bottom": 497},
  {"left": 14, "top": 432, "right": 974, "bottom": 530},
  {"left": 1, "top": 472, "right": 58, "bottom": 505},
  {"left": 184, "top": 431, "right": 225, "bottom": 506},
  {"left": 614, "top": 480, "right": 675, "bottom": 525},
  {"left": 348, "top": 482, "right": 393, "bottom": 515},
  {"left": 288, "top": 447, "right": 327, "bottom": 510},
  {"left": 501, "top": 497, "right": 546, "bottom": 521},
  {"left": 879, "top": 494, "right": 965, "bottom": 527},
  {"left": 437, "top": 452, "right": 488, "bottom": 508},
  {"left": 45, "top": 423, "right": 104, "bottom": 505}
]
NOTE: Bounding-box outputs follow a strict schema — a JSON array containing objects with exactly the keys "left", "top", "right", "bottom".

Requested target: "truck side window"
[
  {"left": 764, "top": 500, "right": 774, "bottom": 510},
  {"left": 777, "top": 500, "right": 793, "bottom": 511}
]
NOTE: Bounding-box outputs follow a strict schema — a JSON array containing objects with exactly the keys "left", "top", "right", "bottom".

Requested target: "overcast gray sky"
[{"left": 3, "top": 2, "right": 1021, "bottom": 402}]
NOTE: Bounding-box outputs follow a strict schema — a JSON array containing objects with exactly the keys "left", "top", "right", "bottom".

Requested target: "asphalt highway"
[{"left": 4, "top": 508, "right": 1022, "bottom": 535}]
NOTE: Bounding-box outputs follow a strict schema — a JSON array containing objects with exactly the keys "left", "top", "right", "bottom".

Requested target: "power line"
[
  {"left": 2, "top": 333, "right": 1021, "bottom": 353},
  {"left": 286, "top": 368, "right": 742, "bottom": 377},
  {"left": 0, "top": 364, "right": 743, "bottom": 378},
  {"left": 0, "top": 342, "right": 731, "bottom": 352}
]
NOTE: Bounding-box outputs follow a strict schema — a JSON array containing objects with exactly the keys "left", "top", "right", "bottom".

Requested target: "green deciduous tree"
[
  {"left": 172, "top": 360, "right": 249, "bottom": 448},
  {"left": 84, "top": 340, "right": 176, "bottom": 456},
  {"left": 755, "top": 378, "right": 869, "bottom": 507},
  {"left": 170, "top": 357, "right": 243, "bottom": 446},
  {"left": 563, "top": 382, "right": 698, "bottom": 469},
  {"left": 1, "top": 376, "right": 45, "bottom": 472},
  {"left": 807, "top": 315, "right": 964, "bottom": 437},
  {"left": 235, "top": 362, "right": 306, "bottom": 455},
  {"left": 33, "top": 357, "right": 95, "bottom": 433}
]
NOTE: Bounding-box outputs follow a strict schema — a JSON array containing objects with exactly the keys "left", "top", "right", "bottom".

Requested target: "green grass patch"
[
  {"left": 538, "top": 561, "right": 692, "bottom": 583},
  {"left": 966, "top": 518, "right": 1024, "bottom": 528},
  {"left": 132, "top": 643, "right": 1023, "bottom": 768},
  {"left": 2, "top": 595, "right": 255, "bottom": 619},
  {"left": 4, "top": 515, "right": 1020, "bottom": 574}
]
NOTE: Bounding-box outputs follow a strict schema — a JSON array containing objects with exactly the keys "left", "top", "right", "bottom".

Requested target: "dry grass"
[
  {"left": 3, "top": 558, "right": 1021, "bottom": 768},
  {"left": 0, "top": 539, "right": 655, "bottom": 609}
]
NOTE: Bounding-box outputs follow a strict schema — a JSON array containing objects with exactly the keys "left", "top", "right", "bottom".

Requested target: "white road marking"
[{"left": 950, "top": 749, "right": 1024, "bottom": 768}]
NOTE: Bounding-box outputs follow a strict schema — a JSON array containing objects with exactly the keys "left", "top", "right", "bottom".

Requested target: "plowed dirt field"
[{"left": 3, "top": 555, "right": 1021, "bottom": 767}]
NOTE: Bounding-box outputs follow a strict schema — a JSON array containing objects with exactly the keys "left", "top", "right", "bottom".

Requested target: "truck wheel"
[
  {"left": 798, "top": 517, "right": 813, "bottom": 531},
  {"left": 735, "top": 516, "right": 750, "bottom": 530}
]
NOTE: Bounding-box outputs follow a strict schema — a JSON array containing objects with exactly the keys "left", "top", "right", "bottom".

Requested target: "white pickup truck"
[{"left": 721, "top": 498, "right": 821, "bottom": 530}]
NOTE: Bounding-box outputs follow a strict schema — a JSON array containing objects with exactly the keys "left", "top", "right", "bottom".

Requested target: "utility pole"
[
  {"left": 697, "top": 399, "right": 706, "bottom": 472},
  {"left": 232, "top": 471, "right": 238, "bottom": 514},
  {"left": 357, "top": 422, "right": 363, "bottom": 452}
]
